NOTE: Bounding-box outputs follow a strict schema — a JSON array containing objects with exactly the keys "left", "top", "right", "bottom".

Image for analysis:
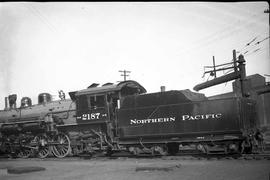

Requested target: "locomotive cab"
[
  {"left": 75, "top": 81, "right": 146, "bottom": 124},
  {"left": 76, "top": 94, "right": 109, "bottom": 122},
  {"left": 74, "top": 80, "right": 146, "bottom": 148}
]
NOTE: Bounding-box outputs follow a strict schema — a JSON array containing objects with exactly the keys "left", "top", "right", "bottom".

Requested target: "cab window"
[
  {"left": 90, "top": 95, "right": 106, "bottom": 109},
  {"left": 77, "top": 95, "right": 88, "bottom": 111}
]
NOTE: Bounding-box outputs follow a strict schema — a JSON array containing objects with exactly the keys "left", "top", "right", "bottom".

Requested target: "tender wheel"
[
  {"left": 151, "top": 145, "right": 168, "bottom": 156},
  {"left": 34, "top": 134, "right": 50, "bottom": 158},
  {"left": 227, "top": 142, "right": 241, "bottom": 154},
  {"left": 51, "top": 133, "right": 71, "bottom": 158}
]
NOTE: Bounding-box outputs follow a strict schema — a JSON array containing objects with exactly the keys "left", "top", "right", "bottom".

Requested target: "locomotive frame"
[{"left": 0, "top": 80, "right": 257, "bottom": 158}]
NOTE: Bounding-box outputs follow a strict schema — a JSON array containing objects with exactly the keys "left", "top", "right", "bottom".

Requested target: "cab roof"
[{"left": 75, "top": 80, "right": 146, "bottom": 96}]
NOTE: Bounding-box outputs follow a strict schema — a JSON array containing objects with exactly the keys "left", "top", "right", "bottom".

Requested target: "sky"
[{"left": 0, "top": 2, "right": 269, "bottom": 109}]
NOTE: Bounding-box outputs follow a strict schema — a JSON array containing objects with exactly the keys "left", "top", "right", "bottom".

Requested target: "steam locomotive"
[{"left": 0, "top": 80, "right": 257, "bottom": 158}]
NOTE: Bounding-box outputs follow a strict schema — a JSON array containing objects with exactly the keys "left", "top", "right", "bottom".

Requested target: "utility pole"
[
  {"left": 119, "top": 70, "right": 131, "bottom": 81},
  {"left": 232, "top": 49, "right": 238, "bottom": 72},
  {"left": 238, "top": 54, "right": 248, "bottom": 97},
  {"left": 212, "top": 56, "right": 217, "bottom": 78}
]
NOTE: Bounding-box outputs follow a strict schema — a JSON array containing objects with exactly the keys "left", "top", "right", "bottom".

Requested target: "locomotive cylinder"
[
  {"left": 21, "top": 122, "right": 44, "bottom": 133},
  {"left": 1, "top": 124, "right": 20, "bottom": 134}
]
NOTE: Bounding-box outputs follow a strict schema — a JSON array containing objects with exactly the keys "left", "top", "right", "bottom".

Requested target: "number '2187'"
[{"left": 82, "top": 113, "right": 101, "bottom": 120}]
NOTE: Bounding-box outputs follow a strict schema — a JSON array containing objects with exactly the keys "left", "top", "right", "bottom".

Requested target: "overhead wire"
[
  {"left": 237, "top": 36, "right": 269, "bottom": 55},
  {"left": 246, "top": 37, "right": 258, "bottom": 46},
  {"left": 179, "top": 10, "right": 265, "bottom": 55},
  {"left": 24, "top": 4, "right": 57, "bottom": 33},
  {"left": 236, "top": 37, "right": 269, "bottom": 59},
  {"left": 255, "top": 36, "right": 270, "bottom": 44},
  {"left": 236, "top": 36, "right": 258, "bottom": 54},
  {"left": 244, "top": 47, "right": 269, "bottom": 57},
  {"left": 201, "top": 33, "right": 264, "bottom": 80},
  {"left": 194, "top": 6, "right": 268, "bottom": 89}
]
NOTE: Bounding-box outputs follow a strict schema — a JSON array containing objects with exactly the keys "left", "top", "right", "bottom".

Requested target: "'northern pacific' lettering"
[
  {"left": 182, "top": 113, "right": 222, "bottom": 121},
  {"left": 130, "top": 117, "right": 176, "bottom": 125}
]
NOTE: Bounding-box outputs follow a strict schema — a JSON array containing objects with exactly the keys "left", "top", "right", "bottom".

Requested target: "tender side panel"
[{"left": 118, "top": 98, "right": 242, "bottom": 140}]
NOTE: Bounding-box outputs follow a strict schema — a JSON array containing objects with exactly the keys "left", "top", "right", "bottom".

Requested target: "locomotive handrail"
[
  {"left": 119, "top": 129, "right": 243, "bottom": 140},
  {"left": 1, "top": 119, "right": 45, "bottom": 125}
]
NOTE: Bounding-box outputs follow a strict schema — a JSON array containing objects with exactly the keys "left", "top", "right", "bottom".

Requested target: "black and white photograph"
[{"left": 0, "top": 2, "right": 269, "bottom": 180}]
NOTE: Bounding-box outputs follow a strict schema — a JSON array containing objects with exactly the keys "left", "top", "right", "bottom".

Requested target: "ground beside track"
[{"left": 0, "top": 156, "right": 269, "bottom": 180}]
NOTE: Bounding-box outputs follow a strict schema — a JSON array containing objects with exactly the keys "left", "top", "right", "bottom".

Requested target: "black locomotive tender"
[{"left": 0, "top": 80, "right": 256, "bottom": 158}]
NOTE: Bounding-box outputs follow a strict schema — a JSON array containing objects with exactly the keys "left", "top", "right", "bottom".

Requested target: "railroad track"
[
  {"left": 77, "top": 152, "right": 270, "bottom": 161},
  {"left": 1, "top": 152, "right": 270, "bottom": 161}
]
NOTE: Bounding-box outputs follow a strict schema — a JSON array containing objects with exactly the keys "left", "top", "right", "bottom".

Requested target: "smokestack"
[
  {"left": 160, "top": 86, "right": 166, "bottom": 92},
  {"left": 8, "top": 94, "right": 17, "bottom": 109},
  {"left": 4, "top": 97, "right": 9, "bottom": 110}
]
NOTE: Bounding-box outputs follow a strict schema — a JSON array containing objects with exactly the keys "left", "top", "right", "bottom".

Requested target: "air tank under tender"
[
  {"left": 21, "top": 97, "right": 32, "bottom": 108},
  {"left": 38, "top": 93, "right": 52, "bottom": 104}
]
